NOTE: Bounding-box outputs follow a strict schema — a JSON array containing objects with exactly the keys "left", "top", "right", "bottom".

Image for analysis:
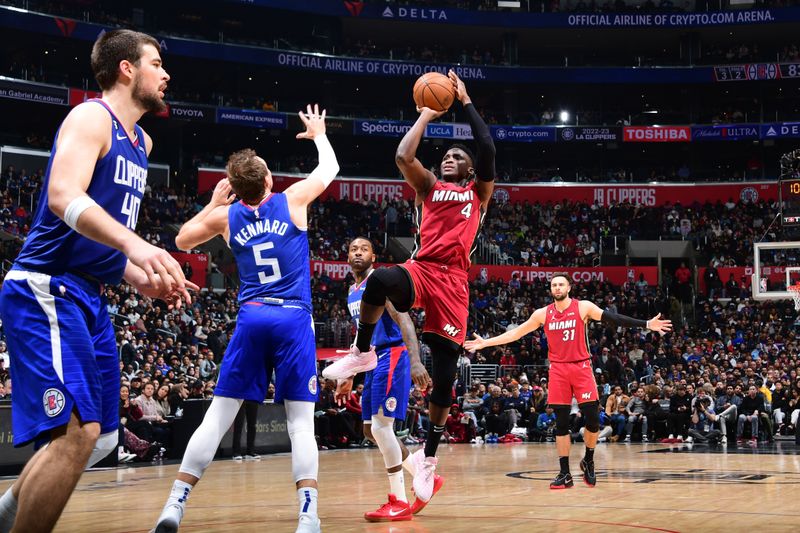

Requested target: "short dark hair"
[
  {"left": 445, "top": 143, "right": 475, "bottom": 167},
  {"left": 551, "top": 273, "right": 571, "bottom": 285},
  {"left": 348, "top": 236, "right": 373, "bottom": 251},
  {"left": 226, "top": 149, "right": 267, "bottom": 204},
  {"left": 91, "top": 29, "right": 161, "bottom": 91}
]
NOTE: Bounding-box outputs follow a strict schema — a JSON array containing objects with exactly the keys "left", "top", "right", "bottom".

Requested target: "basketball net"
[{"left": 789, "top": 284, "right": 800, "bottom": 311}]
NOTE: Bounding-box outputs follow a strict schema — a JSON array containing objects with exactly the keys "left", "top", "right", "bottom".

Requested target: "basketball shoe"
[
  {"left": 409, "top": 449, "right": 441, "bottom": 505},
  {"left": 579, "top": 459, "right": 596, "bottom": 487},
  {"left": 549, "top": 472, "right": 574, "bottom": 490},
  {"left": 322, "top": 345, "right": 377, "bottom": 379},
  {"left": 410, "top": 474, "right": 444, "bottom": 514},
  {"left": 364, "top": 494, "right": 413, "bottom": 522}
]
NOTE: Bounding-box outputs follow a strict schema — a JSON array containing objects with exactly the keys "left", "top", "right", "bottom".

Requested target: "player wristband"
[{"left": 64, "top": 195, "right": 99, "bottom": 231}]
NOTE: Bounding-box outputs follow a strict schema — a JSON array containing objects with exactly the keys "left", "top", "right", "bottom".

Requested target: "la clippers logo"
[
  {"left": 385, "top": 397, "right": 398, "bottom": 413},
  {"left": 308, "top": 376, "right": 318, "bottom": 395},
  {"left": 443, "top": 324, "right": 461, "bottom": 338},
  {"left": 43, "top": 388, "right": 65, "bottom": 417}
]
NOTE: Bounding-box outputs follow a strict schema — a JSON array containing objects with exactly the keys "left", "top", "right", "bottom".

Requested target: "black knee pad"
[
  {"left": 553, "top": 405, "right": 571, "bottom": 436},
  {"left": 580, "top": 401, "right": 600, "bottom": 433},
  {"left": 363, "top": 266, "right": 414, "bottom": 312},
  {"left": 426, "top": 334, "right": 460, "bottom": 408}
]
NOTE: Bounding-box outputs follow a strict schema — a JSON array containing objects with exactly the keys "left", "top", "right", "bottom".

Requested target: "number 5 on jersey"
[{"left": 253, "top": 242, "right": 282, "bottom": 283}]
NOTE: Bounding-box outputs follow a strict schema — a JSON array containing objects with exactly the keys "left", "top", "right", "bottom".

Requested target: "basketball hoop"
[{"left": 789, "top": 283, "right": 800, "bottom": 311}]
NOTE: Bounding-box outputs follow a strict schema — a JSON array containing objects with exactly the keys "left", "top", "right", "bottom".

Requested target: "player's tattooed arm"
[
  {"left": 464, "top": 307, "right": 546, "bottom": 352},
  {"left": 386, "top": 301, "right": 431, "bottom": 389}
]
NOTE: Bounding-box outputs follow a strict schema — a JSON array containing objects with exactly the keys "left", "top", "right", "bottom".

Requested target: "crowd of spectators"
[
  {"left": 479, "top": 197, "right": 778, "bottom": 266},
  {"left": 3, "top": 160, "right": 800, "bottom": 455}
]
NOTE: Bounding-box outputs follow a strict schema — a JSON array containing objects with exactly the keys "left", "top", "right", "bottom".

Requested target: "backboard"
[{"left": 752, "top": 241, "right": 800, "bottom": 300}]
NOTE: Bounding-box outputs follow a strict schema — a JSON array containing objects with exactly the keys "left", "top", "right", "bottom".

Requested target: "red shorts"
[
  {"left": 400, "top": 260, "right": 469, "bottom": 346},
  {"left": 547, "top": 360, "right": 599, "bottom": 405}
]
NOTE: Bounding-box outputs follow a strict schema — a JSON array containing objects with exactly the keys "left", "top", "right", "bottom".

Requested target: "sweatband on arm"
[
  {"left": 306, "top": 134, "right": 340, "bottom": 188},
  {"left": 63, "top": 195, "right": 99, "bottom": 231},
  {"left": 463, "top": 103, "right": 496, "bottom": 181},
  {"left": 601, "top": 310, "right": 647, "bottom": 329}
]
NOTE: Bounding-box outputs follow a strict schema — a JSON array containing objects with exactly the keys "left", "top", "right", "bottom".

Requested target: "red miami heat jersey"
[
  {"left": 544, "top": 298, "right": 591, "bottom": 363},
  {"left": 412, "top": 180, "right": 484, "bottom": 272}
]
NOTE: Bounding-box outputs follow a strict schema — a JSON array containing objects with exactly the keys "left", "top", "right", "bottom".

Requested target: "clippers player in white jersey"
[
  {"left": 466, "top": 274, "right": 670, "bottom": 489},
  {"left": 0, "top": 30, "right": 192, "bottom": 533}
]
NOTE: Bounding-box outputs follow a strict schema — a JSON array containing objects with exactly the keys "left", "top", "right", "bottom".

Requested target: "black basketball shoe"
[
  {"left": 549, "top": 471, "right": 574, "bottom": 490},
  {"left": 579, "top": 459, "right": 596, "bottom": 487}
]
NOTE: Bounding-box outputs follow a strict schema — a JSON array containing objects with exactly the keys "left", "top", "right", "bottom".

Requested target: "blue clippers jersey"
[
  {"left": 14, "top": 99, "right": 147, "bottom": 284},
  {"left": 228, "top": 193, "right": 311, "bottom": 304},
  {"left": 347, "top": 271, "right": 403, "bottom": 349}
]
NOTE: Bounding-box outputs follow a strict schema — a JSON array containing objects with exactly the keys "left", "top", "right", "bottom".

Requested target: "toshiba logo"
[{"left": 623, "top": 126, "right": 691, "bottom": 142}]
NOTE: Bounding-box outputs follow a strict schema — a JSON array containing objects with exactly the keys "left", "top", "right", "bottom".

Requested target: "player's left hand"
[
  {"left": 646, "top": 313, "right": 673, "bottom": 335},
  {"left": 335, "top": 377, "right": 354, "bottom": 406},
  {"left": 210, "top": 178, "right": 236, "bottom": 207},
  {"left": 464, "top": 333, "right": 487, "bottom": 352},
  {"left": 410, "top": 361, "right": 431, "bottom": 390},
  {"left": 448, "top": 69, "right": 471, "bottom": 105},
  {"left": 134, "top": 278, "right": 200, "bottom": 309},
  {"left": 296, "top": 103, "right": 327, "bottom": 140}
]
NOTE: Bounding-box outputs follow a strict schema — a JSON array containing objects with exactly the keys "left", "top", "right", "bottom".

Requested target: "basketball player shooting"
[
  {"left": 464, "top": 274, "right": 671, "bottom": 489},
  {"left": 323, "top": 70, "right": 496, "bottom": 507},
  {"left": 334, "top": 237, "right": 431, "bottom": 521},
  {"left": 153, "top": 104, "right": 338, "bottom": 533}
]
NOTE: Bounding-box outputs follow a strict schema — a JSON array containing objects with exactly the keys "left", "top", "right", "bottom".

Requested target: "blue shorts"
[
  {"left": 0, "top": 270, "right": 118, "bottom": 447},
  {"left": 215, "top": 301, "right": 318, "bottom": 403},
  {"left": 362, "top": 345, "right": 410, "bottom": 421}
]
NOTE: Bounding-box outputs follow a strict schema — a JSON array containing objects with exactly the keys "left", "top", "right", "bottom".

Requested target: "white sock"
[
  {"left": 402, "top": 454, "right": 417, "bottom": 477},
  {"left": 157, "top": 480, "right": 193, "bottom": 527},
  {"left": 388, "top": 471, "right": 407, "bottom": 502},
  {"left": 297, "top": 487, "right": 318, "bottom": 518},
  {"left": 0, "top": 487, "right": 17, "bottom": 533}
]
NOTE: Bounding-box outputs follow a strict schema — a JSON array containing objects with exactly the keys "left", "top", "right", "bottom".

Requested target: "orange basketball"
[{"left": 412, "top": 72, "right": 455, "bottom": 112}]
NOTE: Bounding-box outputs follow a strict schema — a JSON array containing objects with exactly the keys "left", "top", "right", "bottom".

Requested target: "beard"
[
  {"left": 132, "top": 74, "right": 166, "bottom": 113},
  {"left": 552, "top": 292, "right": 568, "bottom": 301}
]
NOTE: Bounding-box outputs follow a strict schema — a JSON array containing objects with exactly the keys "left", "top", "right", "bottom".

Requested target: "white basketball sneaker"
[{"left": 322, "top": 345, "right": 377, "bottom": 379}]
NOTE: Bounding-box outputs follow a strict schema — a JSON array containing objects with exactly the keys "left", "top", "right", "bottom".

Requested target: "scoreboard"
[
  {"left": 780, "top": 152, "right": 800, "bottom": 226},
  {"left": 714, "top": 63, "right": 800, "bottom": 82}
]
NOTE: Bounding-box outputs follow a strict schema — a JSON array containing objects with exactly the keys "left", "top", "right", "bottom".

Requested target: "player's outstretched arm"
[
  {"left": 395, "top": 107, "right": 441, "bottom": 196},
  {"left": 582, "top": 301, "right": 672, "bottom": 334},
  {"left": 47, "top": 102, "right": 186, "bottom": 295},
  {"left": 386, "top": 300, "right": 430, "bottom": 389},
  {"left": 175, "top": 177, "right": 235, "bottom": 250},
  {"left": 449, "top": 70, "right": 496, "bottom": 205},
  {"left": 464, "top": 307, "right": 545, "bottom": 352},
  {"left": 285, "top": 104, "right": 340, "bottom": 224}
]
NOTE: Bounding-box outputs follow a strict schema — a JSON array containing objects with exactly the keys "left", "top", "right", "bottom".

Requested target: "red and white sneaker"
[
  {"left": 410, "top": 463, "right": 444, "bottom": 515},
  {"left": 364, "top": 494, "right": 413, "bottom": 522},
  {"left": 322, "top": 345, "right": 377, "bottom": 379}
]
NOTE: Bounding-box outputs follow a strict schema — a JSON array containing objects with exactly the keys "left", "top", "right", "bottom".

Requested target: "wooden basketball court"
[{"left": 2, "top": 442, "right": 798, "bottom": 532}]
